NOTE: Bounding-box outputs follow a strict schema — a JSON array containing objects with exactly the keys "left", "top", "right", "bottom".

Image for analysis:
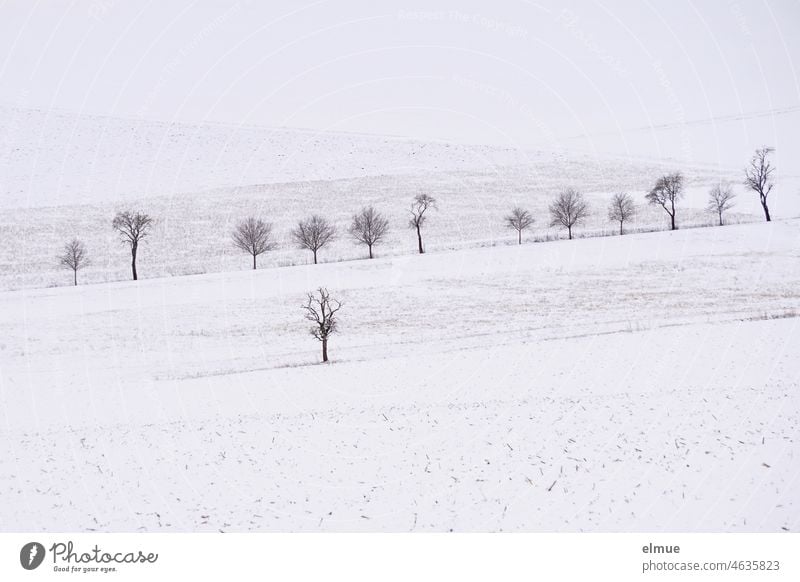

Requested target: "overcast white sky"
[{"left": 1, "top": 0, "right": 798, "bottom": 168}]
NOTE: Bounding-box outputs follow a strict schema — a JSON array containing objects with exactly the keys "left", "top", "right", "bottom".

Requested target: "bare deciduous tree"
[
  {"left": 232, "top": 217, "right": 275, "bottom": 269},
  {"left": 607, "top": 192, "right": 636, "bottom": 235},
  {"left": 349, "top": 206, "right": 389, "bottom": 259},
  {"left": 744, "top": 147, "right": 775, "bottom": 222},
  {"left": 408, "top": 193, "right": 437, "bottom": 254},
  {"left": 706, "top": 183, "right": 736, "bottom": 226},
  {"left": 302, "top": 287, "right": 342, "bottom": 363},
  {"left": 112, "top": 210, "right": 154, "bottom": 280},
  {"left": 646, "top": 172, "right": 684, "bottom": 231},
  {"left": 292, "top": 215, "right": 337, "bottom": 264},
  {"left": 58, "top": 238, "right": 89, "bottom": 286},
  {"left": 504, "top": 206, "right": 534, "bottom": 244},
  {"left": 549, "top": 188, "right": 589, "bottom": 240}
]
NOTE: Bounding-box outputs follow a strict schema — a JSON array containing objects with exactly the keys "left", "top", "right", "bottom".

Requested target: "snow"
[
  {"left": 0, "top": 104, "right": 581, "bottom": 209},
  {"left": 5, "top": 108, "right": 791, "bottom": 291},
  {"left": 1, "top": 218, "right": 798, "bottom": 531}
]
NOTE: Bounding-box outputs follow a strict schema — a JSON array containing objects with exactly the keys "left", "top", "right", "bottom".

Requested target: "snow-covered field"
[
  {"left": 0, "top": 105, "right": 747, "bottom": 210},
  {"left": 4, "top": 107, "right": 791, "bottom": 291},
  {"left": 1, "top": 219, "right": 798, "bottom": 531}
]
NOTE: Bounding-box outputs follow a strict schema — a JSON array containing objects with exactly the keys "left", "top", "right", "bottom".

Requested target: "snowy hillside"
[
  {"left": 0, "top": 105, "right": 550, "bottom": 209},
  {"left": 1, "top": 107, "right": 779, "bottom": 291},
  {"left": 1, "top": 219, "right": 798, "bottom": 531},
  {"left": 1, "top": 105, "right": 756, "bottom": 210}
]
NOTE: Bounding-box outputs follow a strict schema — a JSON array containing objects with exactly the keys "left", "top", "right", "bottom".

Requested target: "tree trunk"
[
  {"left": 518, "top": 230, "right": 522, "bottom": 245},
  {"left": 252, "top": 253, "right": 257, "bottom": 270},
  {"left": 322, "top": 338, "right": 328, "bottom": 362},
  {"left": 762, "top": 198, "right": 771, "bottom": 222},
  {"left": 671, "top": 197, "right": 678, "bottom": 230},
  {"left": 619, "top": 220, "right": 623, "bottom": 236},
  {"left": 313, "top": 249, "right": 318, "bottom": 264},
  {"left": 131, "top": 245, "right": 138, "bottom": 281},
  {"left": 670, "top": 213, "right": 676, "bottom": 231},
  {"left": 73, "top": 269, "right": 77, "bottom": 286},
  {"left": 416, "top": 226, "right": 424, "bottom": 254},
  {"left": 368, "top": 245, "right": 373, "bottom": 259},
  {"left": 718, "top": 210, "right": 723, "bottom": 226},
  {"left": 567, "top": 225, "right": 572, "bottom": 240}
]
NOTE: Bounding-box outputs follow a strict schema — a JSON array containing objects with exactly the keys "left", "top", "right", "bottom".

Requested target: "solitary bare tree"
[
  {"left": 607, "top": 192, "right": 636, "bottom": 235},
  {"left": 302, "top": 287, "right": 342, "bottom": 363},
  {"left": 292, "top": 215, "right": 337, "bottom": 264},
  {"left": 744, "top": 147, "right": 775, "bottom": 222},
  {"left": 706, "top": 183, "right": 736, "bottom": 226},
  {"left": 112, "top": 210, "right": 154, "bottom": 280},
  {"left": 504, "top": 206, "right": 534, "bottom": 244},
  {"left": 549, "top": 188, "right": 589, "bottom": 240},
  {"left": 232, "top": 217, "right": 275, "bottom": 269},
  {"left": 646, "top": 172, "right": 684, "bottom": 231},
  {"left": 349, "top": 206, "right": 389, "bottom": 259},
  {"left": 408, "top": 193, "right": 437, "bottom": 254},
  {"left": 58, "top": 238, "right": 89, "bottom": 286}
]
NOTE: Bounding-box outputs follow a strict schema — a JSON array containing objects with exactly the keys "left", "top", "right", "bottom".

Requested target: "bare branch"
[
  {"left": 645, "top": 172, "right": 683, "bottom": 230},
  {"left": 744, "top": 147, "right": 775, "bottom": 221},
  {"left": 607, "top": 193, "right": 636, "bottom": 235},
  {"left": 58, "top": 238, "right": 89, "bottom": 286},
  {"left": 231, "top": 216, "right": 275, "bottom": 269},
  {"left": 112, "top": 210, "right": 154, "bottom": 280},
  {"left": 504, "top": 207, "right": 534, "bottom": 244},
  {"left": 408, "top": 193, "right": 437, "bottom": 253},
  {"left": 292, "top": 215, "right": 337, "bottom": 264},
  {"left": 706, "top": 183, "right": 737, "bottom": 226},
  {"left": 301, "top": 287, "right": 343, "bottom": 362},
  {"left": 549, "top": 188, "right": 589, "bottom": 240},
  {"left": 349, "top": 206, "right": 389, "bottom": 259}
]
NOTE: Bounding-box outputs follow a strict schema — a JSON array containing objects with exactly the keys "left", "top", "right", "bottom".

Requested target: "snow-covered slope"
[
  {"left": 1, "top": 219, "right": 798, "bottom": 531},
  {"left": 0, "top": 105, "right": 549, "bottom": 209},
  {"left": 1, "top": 105, "right": 751, "bottom": 209},
  {"left": 1, "top": 106, "right": 777, "bottom": 291}
]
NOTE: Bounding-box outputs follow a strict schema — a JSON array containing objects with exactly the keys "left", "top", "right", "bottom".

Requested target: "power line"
[{"left": 563, "top": 104, "right": 800, "bottom": 139}]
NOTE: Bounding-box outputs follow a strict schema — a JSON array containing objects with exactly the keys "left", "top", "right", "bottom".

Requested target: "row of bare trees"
[
  {"left": 55, "top": 148, "right": 777, "bottom": 285},
  {"left": 507, "top": 188, "right": 619, "bottom": 243},
  {"left": 504, "top": 147, "right": 775, "bottom": 244},
  {"left": 302, "top": 150, "right": 774, "bottom": 364},
  {"left": 645, "top": 148, "right": 775, "bottom": 230},
  {"left": 645, "top": 172, "right": 738, "bottom": 231},
  {"left": 55, "top": 197, "right": 425, "bottom": 284},
  {"left": 57, "top": 210, "right": 153, "bottom": 285},
  {"left": 230, "top": 193, "right": 436, "bottom": 269},
  {"left": 231, "top": 207, "right": 388, "bottom": 269}
]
